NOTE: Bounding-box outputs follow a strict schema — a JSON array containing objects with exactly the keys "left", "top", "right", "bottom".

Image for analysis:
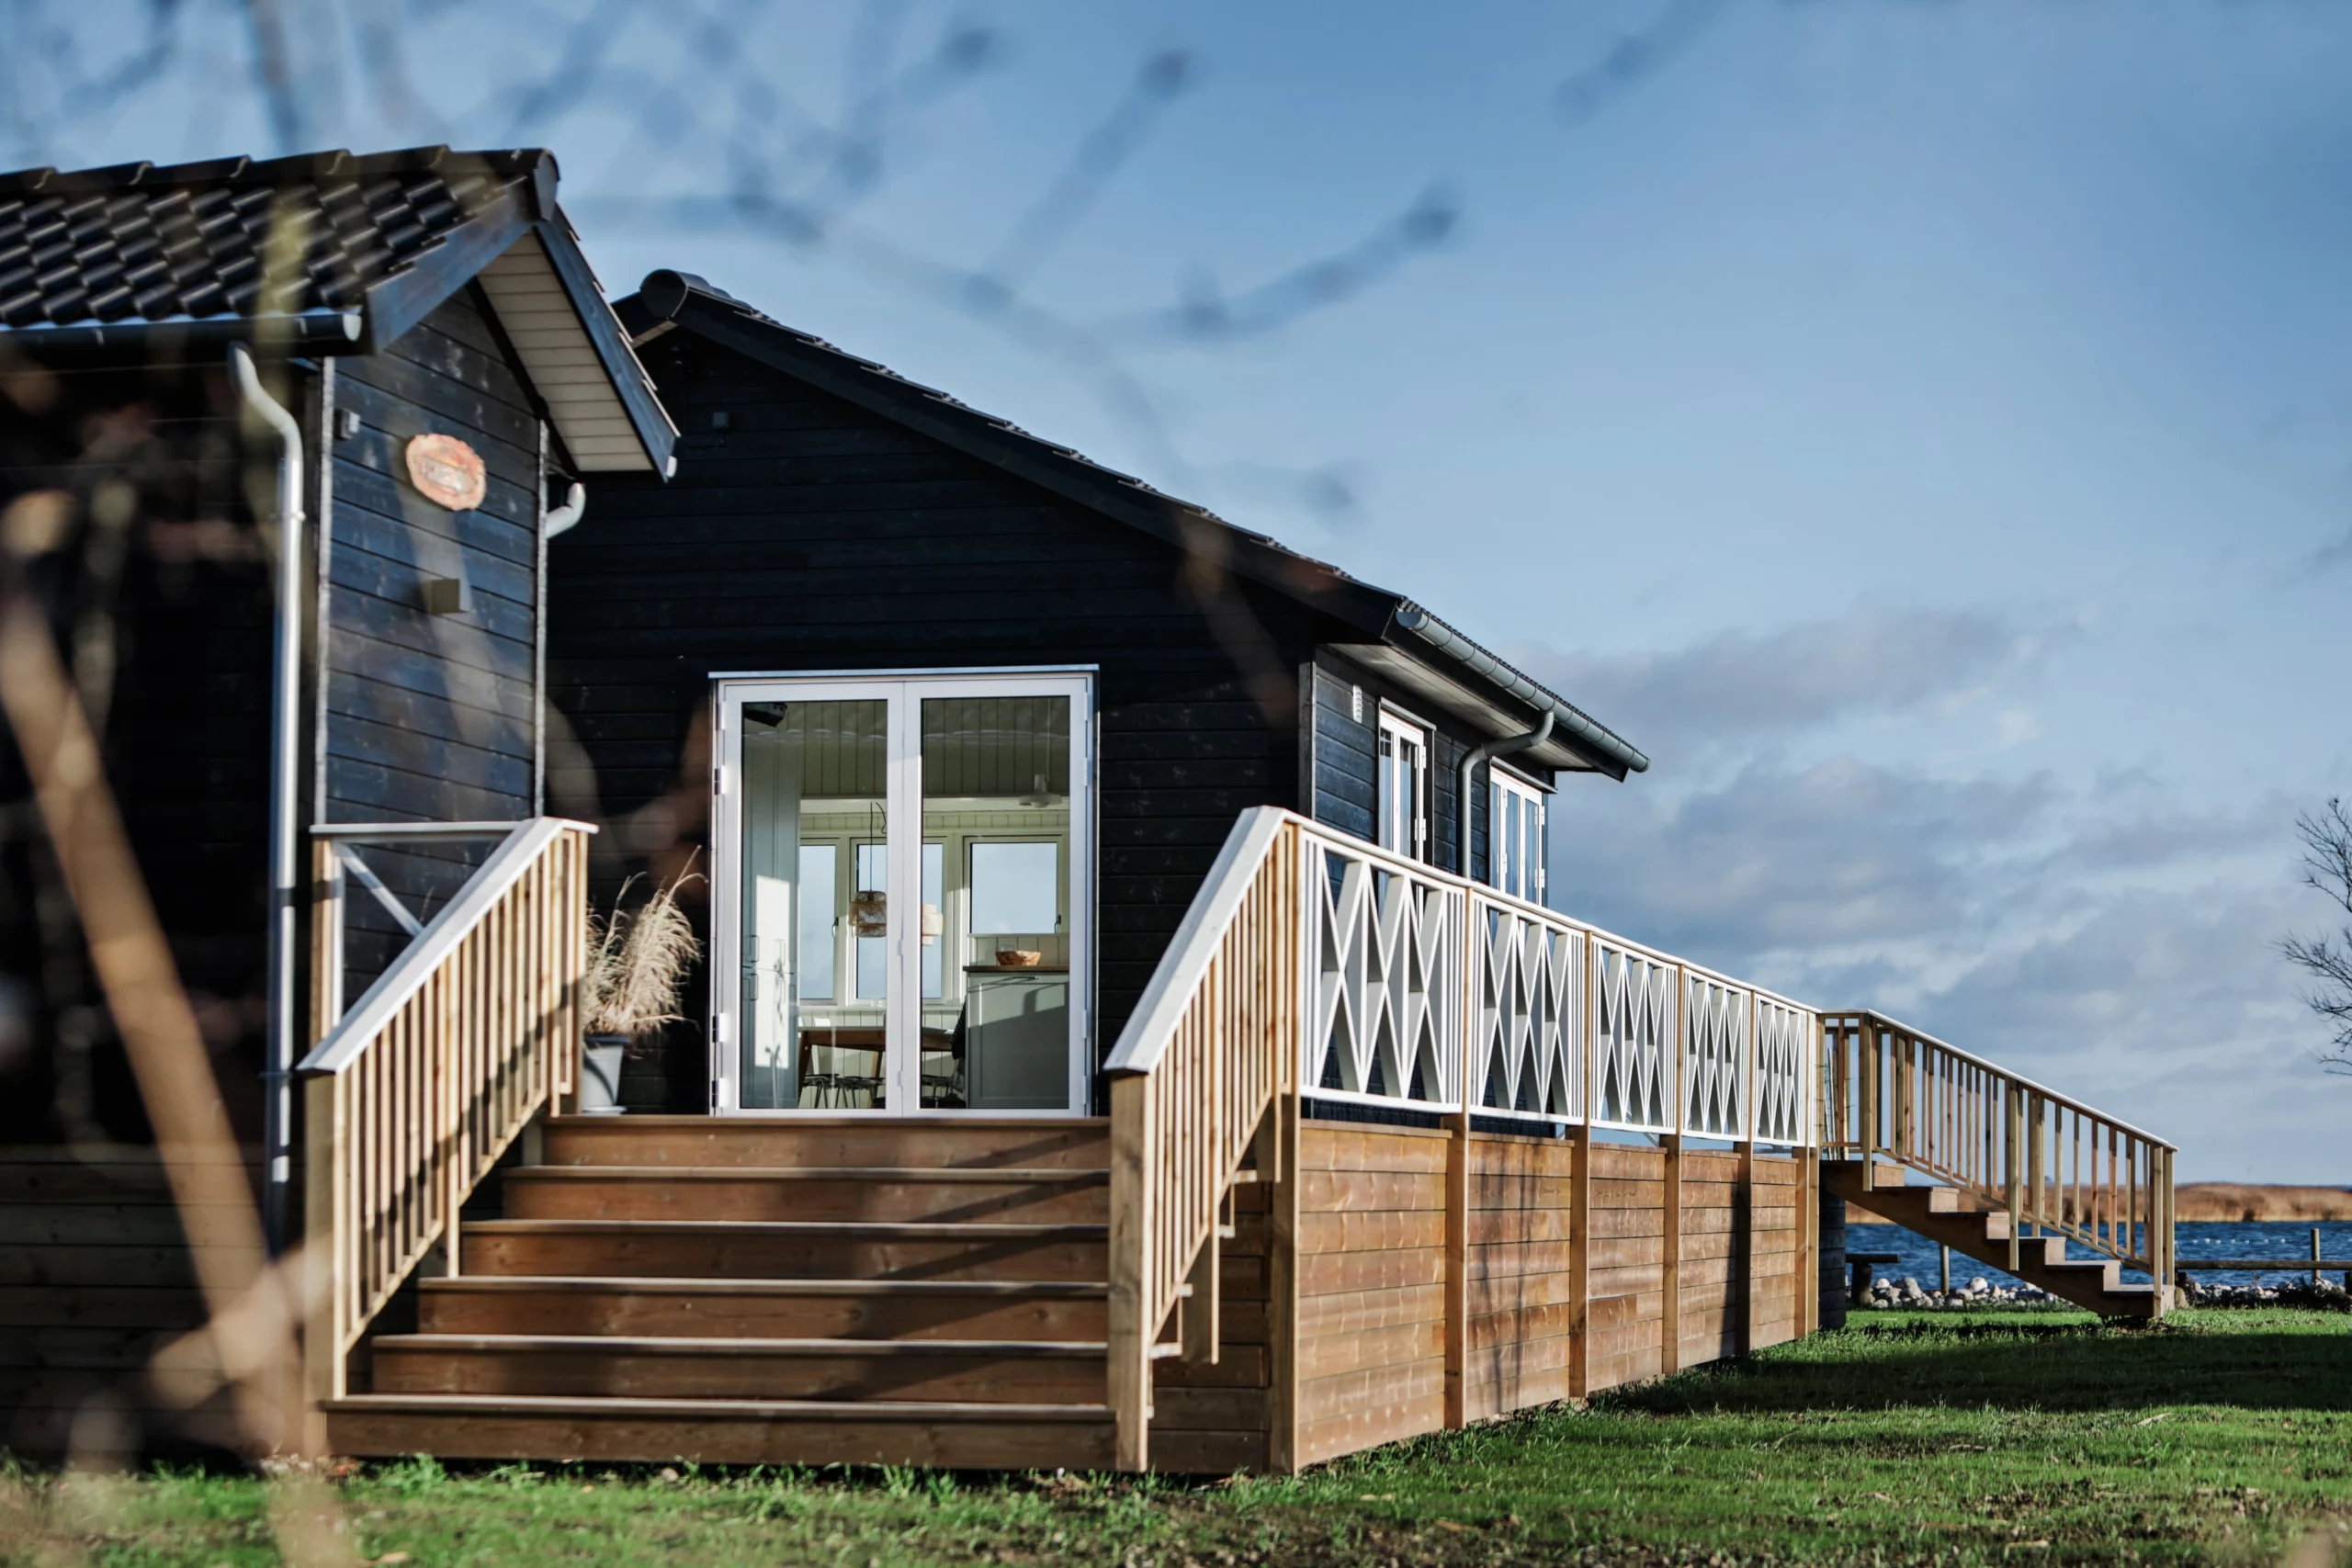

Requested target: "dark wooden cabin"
[
  {"left": 555, "top": 271, "right": 1650, "bottom": 1116},
  {"left": 0, "top": 145, "right": 674, "bottom": 1454},
  {"left": 0, "top": 159, "right": 2175, "bottom": 1474}
]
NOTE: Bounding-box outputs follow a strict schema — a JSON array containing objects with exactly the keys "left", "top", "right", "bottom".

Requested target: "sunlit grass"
[{"left": 5, "top": 1307, "right": 2347, "bottom": 1567}]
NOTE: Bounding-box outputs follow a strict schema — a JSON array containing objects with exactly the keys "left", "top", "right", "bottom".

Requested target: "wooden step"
[
  {"left": 418, "top": 1277, "right": 1109, "bottom": 1341},
  {"left": 1823, "top": 1162, "right": 2162, "bottom": 1319},
  {"left": 503, "top": 1167, "right": 1109, "bottom": 1224},
  {"left": 369, "top": 1334, "right": 1108, "bottom": 1404},
  {"left": 460, "top": 1219, "right": 1109, "bottom": 1283},
  {"left": 324, "top": 1393, "right": 1115, "bottom": 1469},
  {"left": 542, "top": 1116, "right": 1110, "bottom": 1172}
]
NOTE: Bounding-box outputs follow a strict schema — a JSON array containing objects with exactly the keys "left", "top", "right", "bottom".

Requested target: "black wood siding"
[
  {"left": 1306, "top": 650, "right": 1496, "bottom": 879},
  {"left": 0, "top": 360, "right": 276, "bottom": 1144},
  {"left": 548, "top": 331, "right": 1329, "bottom": 1077},
  {"left": 321, "top": 290, "right": 545, "bottom": 981}
]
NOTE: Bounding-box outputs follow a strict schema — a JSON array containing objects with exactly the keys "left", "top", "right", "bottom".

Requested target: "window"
[
  {"left": 1490, "top": 768, "right": 1547, "bottom": 904},
  {"left": 1376, "top": 709, "right": 1429, "bottom": 860},
  {"left": 971, "top": 841, "right": 1061, "bottom": 933}
]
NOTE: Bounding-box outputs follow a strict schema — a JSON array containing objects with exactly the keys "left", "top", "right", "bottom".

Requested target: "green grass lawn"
[{"left": 7, "top": 1307, "right": 2351, "bottom": 1567}]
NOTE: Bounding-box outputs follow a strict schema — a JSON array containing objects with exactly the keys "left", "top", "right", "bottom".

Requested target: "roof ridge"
[{"left": 0, "top": 144, "right": 548, "bottom": 199}]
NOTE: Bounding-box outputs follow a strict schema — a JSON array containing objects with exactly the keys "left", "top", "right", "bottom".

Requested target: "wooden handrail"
[
  {"left": 297, "top": 818, "right": 594, "bottom": 1417},
  {"left": 1822, "top": 1009, "right": 2174, "bottom": 1291},
  {"left": 1104, "top": 807, "right": 1298, "bottom": 1472}
]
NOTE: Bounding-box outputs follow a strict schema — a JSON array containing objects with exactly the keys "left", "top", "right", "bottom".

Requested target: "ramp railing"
[{"left": 1821, "top": 1010, "right": 2174, "bottom": 1284}]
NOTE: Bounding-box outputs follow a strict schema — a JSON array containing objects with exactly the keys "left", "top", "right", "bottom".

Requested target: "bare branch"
[
  {"left": 973, "top": 48, "right": 1195, "bottom": 299},
  {"left": 1554, "top": 0, "right": 1728, "bottom": 127},
  {"left": 2281, "top": 797, "right": 2352, "bottom": 1072},
  {"left": 1098, "top": 182, "right": 1460, "bottom": 348}
]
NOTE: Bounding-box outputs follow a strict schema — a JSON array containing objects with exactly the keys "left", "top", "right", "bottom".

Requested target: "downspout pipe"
[
  {"left": 1457, "top": 711, "right": 1553, "bottom": 880},
  {"left": 544, "top": 479, "right": 586, "bottom": 538},
  {"left": 231, "top": 343, "right": 303, "bottom": 1257}
]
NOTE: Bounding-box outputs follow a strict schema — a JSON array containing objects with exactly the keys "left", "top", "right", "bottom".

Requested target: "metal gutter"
[
  {"left": 1389, "top": 604, "right": 1650, "bottom": 776},
  {"left": 0, "top": 310, "right": 362, "bottom": 354}
]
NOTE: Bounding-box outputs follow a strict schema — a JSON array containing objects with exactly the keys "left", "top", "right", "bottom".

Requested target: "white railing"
[
  {"left": 297, "top": 818, "right": 594, "bottom": 1406},
  {"left": 1103, "top": 807, "right": 1821, "bottom": 1468},
  {"left": 1468, "top": 893, "right": 1581, "bottom": 1120},
  {"left": 1299, "top": 821, "right": 1462, "bottom": 1111}
]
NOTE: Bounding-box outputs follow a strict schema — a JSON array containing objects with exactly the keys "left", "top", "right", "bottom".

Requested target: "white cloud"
[
  {"left": 1519, "top": 606, "right": 2068, "bottom": 763},
  {"left": 1539, "top": 608, "right": 2338, "bottom": 1180}
]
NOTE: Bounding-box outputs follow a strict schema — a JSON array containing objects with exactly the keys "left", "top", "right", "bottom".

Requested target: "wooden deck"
[{"left": 309, "top": 1113, "right": 1815, "bottom": 1472}]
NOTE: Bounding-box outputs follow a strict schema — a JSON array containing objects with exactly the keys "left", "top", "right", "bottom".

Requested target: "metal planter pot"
[{"left": 580, "top": 1033, "right": 630, "bottom": 1114}]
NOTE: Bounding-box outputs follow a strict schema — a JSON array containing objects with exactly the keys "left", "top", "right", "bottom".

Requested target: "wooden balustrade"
[
  {"left": 1102, "top": 808, "right": 1299, "bottom": 1472},
  {"left": 297, "top": 818, "right": 593, "bottom": 1421},
  {"left": 1822, "top": 1010, "right": 2175, "bottom": 1284},
  {"left": 1104, "top": 807, "right": 1822, "bottom": 1470}
]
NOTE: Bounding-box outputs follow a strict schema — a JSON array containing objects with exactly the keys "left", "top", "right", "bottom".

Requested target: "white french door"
[{"left": 708, "top": 671, "right": 1094, "bottom": 1117}]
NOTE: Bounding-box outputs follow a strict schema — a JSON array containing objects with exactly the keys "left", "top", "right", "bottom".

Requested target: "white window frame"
[
  {"left": 707, "top": 667, "right": 1095, "bottom": 1118},
  {"left": 1376, "top": 705, "right": 1430, "bottom": 862},
  {"left": 1489, "top": 762, "right": 1548, "bottom": 906}
]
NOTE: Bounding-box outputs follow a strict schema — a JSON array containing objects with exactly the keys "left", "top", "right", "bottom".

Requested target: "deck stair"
[
  {"left": 322, "top": 1115, "right": 1125, "bottom": 1468},
  {"left": 1821, "top": 1161, "right": 2161, "bottom": 1319}
]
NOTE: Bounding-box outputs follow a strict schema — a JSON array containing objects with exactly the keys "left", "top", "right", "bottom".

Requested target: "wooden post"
[
  {"left": 300, "top": 1072, "right": 343, "bottom": 1452},
  {"left": 1858, "top": 1021, "right": 1878, "bottom": 1192},
  {"left": 1736, "top": 1137, "right": 1756, "bottom": 1356},
  {"left": 1659, "top": 1132, "right": 1682, "bottom": 1378},
  {"left": 1799, "top": 1143, "right": 1819, "bottom": 1337},
  {"left": 1107, "top": 1074, "right": 1152, "bottom": 1472},
  {"left": 1567, "top": 1124, "right": 1592, "bottom": 1400},
  {"left": 1265, "top": 1089, "right": 1302, "bottom": 1473},
  {"left": 1444, "top": 1104, "right": 1469, "bottom": 1428},
  {"left": 309, "top": 839, "right": 344, "bottom": 1047},
  {"left": 2004, "top": 1081, "right": 2022, "bottom": 1275}
]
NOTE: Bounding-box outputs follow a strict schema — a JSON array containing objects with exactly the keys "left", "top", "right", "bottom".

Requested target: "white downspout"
[
  {"left": 231, "top": 343, "right": 304, "bottom": 1256},
  {"left": 544, "top": 480, "right": 586, "bottom": 537},
  {"left": 1457, "top": 710, "right": 1553, "bottom": 881}
]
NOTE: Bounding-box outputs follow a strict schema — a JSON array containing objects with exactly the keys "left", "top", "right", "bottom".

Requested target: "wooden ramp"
[
  {"left": 324, "top": 1116, "right": 1120, "bottom": 1470},
  {"left": 1823, "top": 1161, "right": 2162, "bottom": 1319}
]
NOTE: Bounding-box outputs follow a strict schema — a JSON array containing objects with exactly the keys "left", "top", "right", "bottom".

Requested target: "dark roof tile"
[{"left": 0, "top": 144, "right": 547, "bottom": 331}]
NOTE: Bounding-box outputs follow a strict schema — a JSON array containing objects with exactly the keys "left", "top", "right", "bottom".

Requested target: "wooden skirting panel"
[
  {"left": 1253, "top": 1124, "right": 1815, "bottom": 1471},
  {"left": 1293, "top": 1125, "right": 1449, "bottom": 1468}
]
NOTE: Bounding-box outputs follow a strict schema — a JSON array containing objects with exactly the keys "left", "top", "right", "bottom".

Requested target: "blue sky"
[{"left": 11, "top": 0, "right": 2349, "bottom": 1178}]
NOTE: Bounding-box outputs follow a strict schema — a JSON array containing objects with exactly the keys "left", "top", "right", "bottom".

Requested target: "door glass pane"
[
  {"left": 855, "top": 842, "right": 888, "bottom": 1000},
  {"left": 922, "top": 695, "right": 1071, "bottom": 1111},
  {"left": 738, "top": 697, "right": 888, "bottom": 1110},
  {"left": 797, "top": 844, "right": 836, "bottom": 999}
]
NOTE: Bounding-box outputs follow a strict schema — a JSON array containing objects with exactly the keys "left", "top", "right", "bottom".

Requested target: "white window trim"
[
  {"left": 1376, "top": 705, "right": 1432, "bottom": 863},
  {"left": 1490, "top": 763, "right": 1548, "bottom": 904},
  {"left": 708, "top": 670, "right": 1095, "bottom": 1118}
]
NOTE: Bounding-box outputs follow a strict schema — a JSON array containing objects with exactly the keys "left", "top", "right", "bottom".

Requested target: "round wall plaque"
[{"left": 404, "top": 434, "right": 488, "bottom": 512}]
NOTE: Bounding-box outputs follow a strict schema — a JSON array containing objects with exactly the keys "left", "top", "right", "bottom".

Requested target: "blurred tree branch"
[{"left": 0, "top": 0, "right": 1477, "bottom": 525}]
